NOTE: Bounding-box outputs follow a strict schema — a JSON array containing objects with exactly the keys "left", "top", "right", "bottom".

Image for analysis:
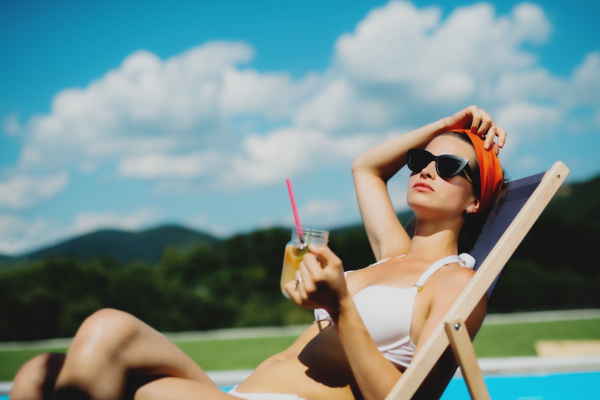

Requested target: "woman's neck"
[{"left": 406, "top": 217, "right": 461, "bottom": 263}]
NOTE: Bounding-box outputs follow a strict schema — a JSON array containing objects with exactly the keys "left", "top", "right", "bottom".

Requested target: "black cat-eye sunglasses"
[{"left": 407, "top": 149, "right": 478, "bottom": 185}]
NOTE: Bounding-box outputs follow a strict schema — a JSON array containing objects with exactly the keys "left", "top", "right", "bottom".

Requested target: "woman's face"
[{"left": 406, "top": 135, "right": 479, "bottom": 221}]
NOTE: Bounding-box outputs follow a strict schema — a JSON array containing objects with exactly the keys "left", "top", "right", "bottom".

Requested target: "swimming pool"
[
  {"left": 1, "top": 371, "right": 598, "bottom": 399},
  {"left": 440, "top": 371, "right": 600, "bottom": 399}
]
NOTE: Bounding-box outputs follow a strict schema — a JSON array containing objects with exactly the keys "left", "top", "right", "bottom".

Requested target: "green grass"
[
  {"left": 175, "top": 336, "right": 299, "bottom": 370},
  {"left": 473, "top": 318, "right": 600, "bottom": 357},
  {"left": 1, "top": 319, "right": 599, "bottom": 382},
  {"left": 0, "top": 337, "right": 300, "bottom": 382},
  {"left": 0, "top": 346, "right": 69, "bottom": 383}
]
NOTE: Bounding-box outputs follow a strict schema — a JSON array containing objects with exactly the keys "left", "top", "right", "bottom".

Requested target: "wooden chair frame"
[{"left": 385, "top": 161, "right": 570, "bottom": 400}]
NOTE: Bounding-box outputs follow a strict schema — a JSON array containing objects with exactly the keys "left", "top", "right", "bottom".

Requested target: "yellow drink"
[
  {"left": 280, "top": 243, "right": 308, "bottom": 297},
  {"left": 280, "top": 228, "right": 328, "bottom": 298}
]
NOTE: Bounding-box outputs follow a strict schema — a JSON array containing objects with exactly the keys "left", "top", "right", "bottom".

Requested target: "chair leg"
[{"left": 444, "top": 318, "right": 491, "bottom": 400}]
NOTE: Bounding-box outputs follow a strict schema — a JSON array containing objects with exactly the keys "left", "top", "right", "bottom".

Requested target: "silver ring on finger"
[{"left": 296, "top": 277, "right": 303, "bottom": 285}]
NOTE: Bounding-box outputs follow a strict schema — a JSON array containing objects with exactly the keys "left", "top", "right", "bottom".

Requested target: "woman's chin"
[
  {"left": 407, "top": 200, "right": 435, "bottom": 213},
  {"left": 408, "top": 203, "right": 450, "bottom": 220}
]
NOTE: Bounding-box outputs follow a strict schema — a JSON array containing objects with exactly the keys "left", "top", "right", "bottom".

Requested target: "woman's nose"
[{"left": 420, "top": 161, "right": 436, "bottom": 179}]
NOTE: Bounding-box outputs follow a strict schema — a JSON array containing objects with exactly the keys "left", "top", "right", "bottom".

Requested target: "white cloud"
[
  {"left": 221, "top": 127, "right": 386, "bottom": 188},
  {"left": 14, "top": 2, "right": 597, "bottom": 189},
  {"left": 516, "top": 155, "right": 540, "bottom": 169},
  {"left": 495, "top": 52, "right": 600, "bottom": 107},
  {"left": 302, "top": 199, "right": 343, "bottom": 220},
  {"left": 72, "top": 207, "right": 161, "bottom": 235},
  {"left": 0, "top": 173, "right": 69, "bottom": 209},
  {"left": 219, "top": 68, "right": 319, "bottom": 119},
  {"left": 334, "top": 2, "right": 442, "bottom": 83},
  {"left": 18, "top": 41, "right": 317, "bottom": 175},
  {"left": 0, "top": 215, "right": 58, "bottom": 254},
  {"left": 260, "top": 198, "right": 345, "bottom": 229},
  {"left": 4, "top": 0, "right": 600, "bottom": 234},
  {"left": 205, "top": 224, "right": 234, "bottom": 238},
  {"left": 293, "top": 1, "right": 558, "bottom": 134},
  {"left": 118, "top": 151, "right": 222, "bottom": 179},
  {"left": 495, "top": 68, "right": 561, "bottom": 102},
  {"left": 510, "top": 3, "right": 552, "bottom": 44},
  {"left": 334, "top": 1, "right": 549, "bottom": 84},
  {"left": 295, "top": 79, "right": 397, "bottom": 133},
  {"left": 185, "top": 211, "right": 209, "bottom": 229},
  {"left": 20, "top": 42, "right": 251, "bottom": 171},
  {"left": 566, "top": 52, "right": 600, "bottom": 106},
  {"left": 496, "top": 102, "right": 562, "bottom": 140},
  {"left": 0, "top": 207, "right": 162, "bottom": 255}
]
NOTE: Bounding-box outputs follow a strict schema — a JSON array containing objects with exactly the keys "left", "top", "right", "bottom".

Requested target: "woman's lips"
[{"left": 413, "top": 182, "right": 434, "bottom": 192}]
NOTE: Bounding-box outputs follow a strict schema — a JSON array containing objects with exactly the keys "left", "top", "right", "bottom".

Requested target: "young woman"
[{"left": 11, "top": 105, "right": 507, "bottom": 400}]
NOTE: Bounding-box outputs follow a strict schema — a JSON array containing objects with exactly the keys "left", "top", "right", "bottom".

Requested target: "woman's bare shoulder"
[{"left": 430, "top": 263, "right": 476, "bottom": 294}]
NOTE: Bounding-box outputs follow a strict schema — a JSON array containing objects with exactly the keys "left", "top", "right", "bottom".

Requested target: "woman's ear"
[{"left": 470, "top": 198, "right": 480, "bottom": 214}]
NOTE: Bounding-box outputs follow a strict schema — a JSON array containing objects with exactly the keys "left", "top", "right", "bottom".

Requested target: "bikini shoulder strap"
[{"left": 414, "top": 253, "right": 475, "bottom": 291}]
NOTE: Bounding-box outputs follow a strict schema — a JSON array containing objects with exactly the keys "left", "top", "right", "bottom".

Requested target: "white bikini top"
[{"left": 314, "top": 253, "right": 476, "bottom": 368}]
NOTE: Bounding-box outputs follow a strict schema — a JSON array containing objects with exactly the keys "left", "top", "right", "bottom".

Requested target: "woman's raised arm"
[{"left": 351, "top": 106, "right": 502, "bottom": 260}]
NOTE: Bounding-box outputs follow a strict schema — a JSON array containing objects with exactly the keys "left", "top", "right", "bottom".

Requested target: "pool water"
[
  {"left": 1, "top": 371, "right": 598, "bottom": 399},
  {"left": 440, "top": 371, "right": 600, "bottom": 400}
]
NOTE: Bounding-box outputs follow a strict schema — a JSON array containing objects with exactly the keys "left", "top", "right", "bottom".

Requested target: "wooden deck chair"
[{"left": 386, "top": 161, "right": 570, "bottom": 400}]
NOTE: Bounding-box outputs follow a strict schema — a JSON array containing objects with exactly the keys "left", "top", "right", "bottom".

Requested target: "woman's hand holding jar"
[{"left": 284, "top": 244, "right": 350, "bottom": 320}]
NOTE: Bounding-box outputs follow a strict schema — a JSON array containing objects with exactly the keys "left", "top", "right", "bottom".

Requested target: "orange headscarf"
[{"left": 450, "top": 129, "right": 503, "bottom": 215}]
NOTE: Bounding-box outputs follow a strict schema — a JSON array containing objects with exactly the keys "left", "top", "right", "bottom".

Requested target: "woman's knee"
[
  {"left": 71, "top": 308, "right": 143, "bottom": 358},
  {"left": 55, "top": 309, "right": 144, "bottom": 389},
  {"left": 11, "top": 353, "right": 65, "bottom": 400}
]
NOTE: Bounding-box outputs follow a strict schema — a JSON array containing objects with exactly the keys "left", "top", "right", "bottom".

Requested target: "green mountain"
[
  {"left": 18, "top": 225, "right": 219, "bottom": 265},
  {"left": 0, "top": 255, "right": 19, "bottom": 271},
  {"left": 0, "top": 174, "right": 597, "bottom": 270},
  {"left": 0, "top": 209, "right": 415, "bottom": 268}
]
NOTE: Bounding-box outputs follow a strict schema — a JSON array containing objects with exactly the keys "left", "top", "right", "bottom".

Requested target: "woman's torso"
[{"left": 236, "top": 255, "right": 470, "bottom": 400}]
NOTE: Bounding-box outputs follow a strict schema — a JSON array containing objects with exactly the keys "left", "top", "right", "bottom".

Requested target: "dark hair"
[{"left": 439, "top": 131, "right": 509, "bottom": 253}]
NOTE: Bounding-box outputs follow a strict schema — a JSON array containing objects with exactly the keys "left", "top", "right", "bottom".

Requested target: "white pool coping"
[
  {"left": 457, "top": 355, "right": 600, "bottom": 377},
  {"left": 1, "top": 355, "right": 599, "bottom": 395},
  {"left": 0, "top": 325, "right": 313, "bottom": 351}
]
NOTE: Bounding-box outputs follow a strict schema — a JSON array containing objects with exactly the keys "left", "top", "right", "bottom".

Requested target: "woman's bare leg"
[
  {"left": 134, "top": 377, "right": 239, "bottom": 400},
  {"left": 11, "top": 353, "right": 66, "bottom": 400},
  {"left": 12, "top": 308, "right": 220, "bottom": 400},
  {"left": 10, "top": 355, "right": 220, "bottom": 400}
]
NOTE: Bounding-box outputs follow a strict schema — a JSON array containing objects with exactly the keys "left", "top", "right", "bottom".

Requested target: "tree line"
[{"left": 1, "top": 202, "right": 599, "bottom": 341}]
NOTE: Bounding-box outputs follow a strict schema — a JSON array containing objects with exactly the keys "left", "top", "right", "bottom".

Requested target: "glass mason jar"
[{"left": 280, "top": 228, "right": 329, "bottom": 298}]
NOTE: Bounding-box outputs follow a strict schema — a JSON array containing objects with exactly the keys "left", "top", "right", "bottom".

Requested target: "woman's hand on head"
[
  {"left": 284, "top": 245, "right": 349, "bottom": 314},
  {"left": 444, "top": 105, "right": 507, "bottom": 155}
]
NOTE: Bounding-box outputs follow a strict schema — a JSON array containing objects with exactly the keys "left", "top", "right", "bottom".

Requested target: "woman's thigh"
[
  {"left": 10, "top": 353, "right": 66, "bottom": 400},
  {"left": 134, "top": 377, "right": 238, "bottom": 400},
  {"left": 51, "top": 309, "right": 219, "bottom": 398}
]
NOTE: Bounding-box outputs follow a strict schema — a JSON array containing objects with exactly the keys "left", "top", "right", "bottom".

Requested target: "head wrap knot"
[{"left": 450, "top": 129, "right": 503, "bottom": 215}]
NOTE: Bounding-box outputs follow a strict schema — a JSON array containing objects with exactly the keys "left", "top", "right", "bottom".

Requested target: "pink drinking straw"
[{"left": 286, "top": 178, "right": 304, "bottom": 241}]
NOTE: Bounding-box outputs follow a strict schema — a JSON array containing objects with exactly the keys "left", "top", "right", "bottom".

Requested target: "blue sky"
[{"left": 1, "top": 0, "right": 599, "bottom": 254}]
